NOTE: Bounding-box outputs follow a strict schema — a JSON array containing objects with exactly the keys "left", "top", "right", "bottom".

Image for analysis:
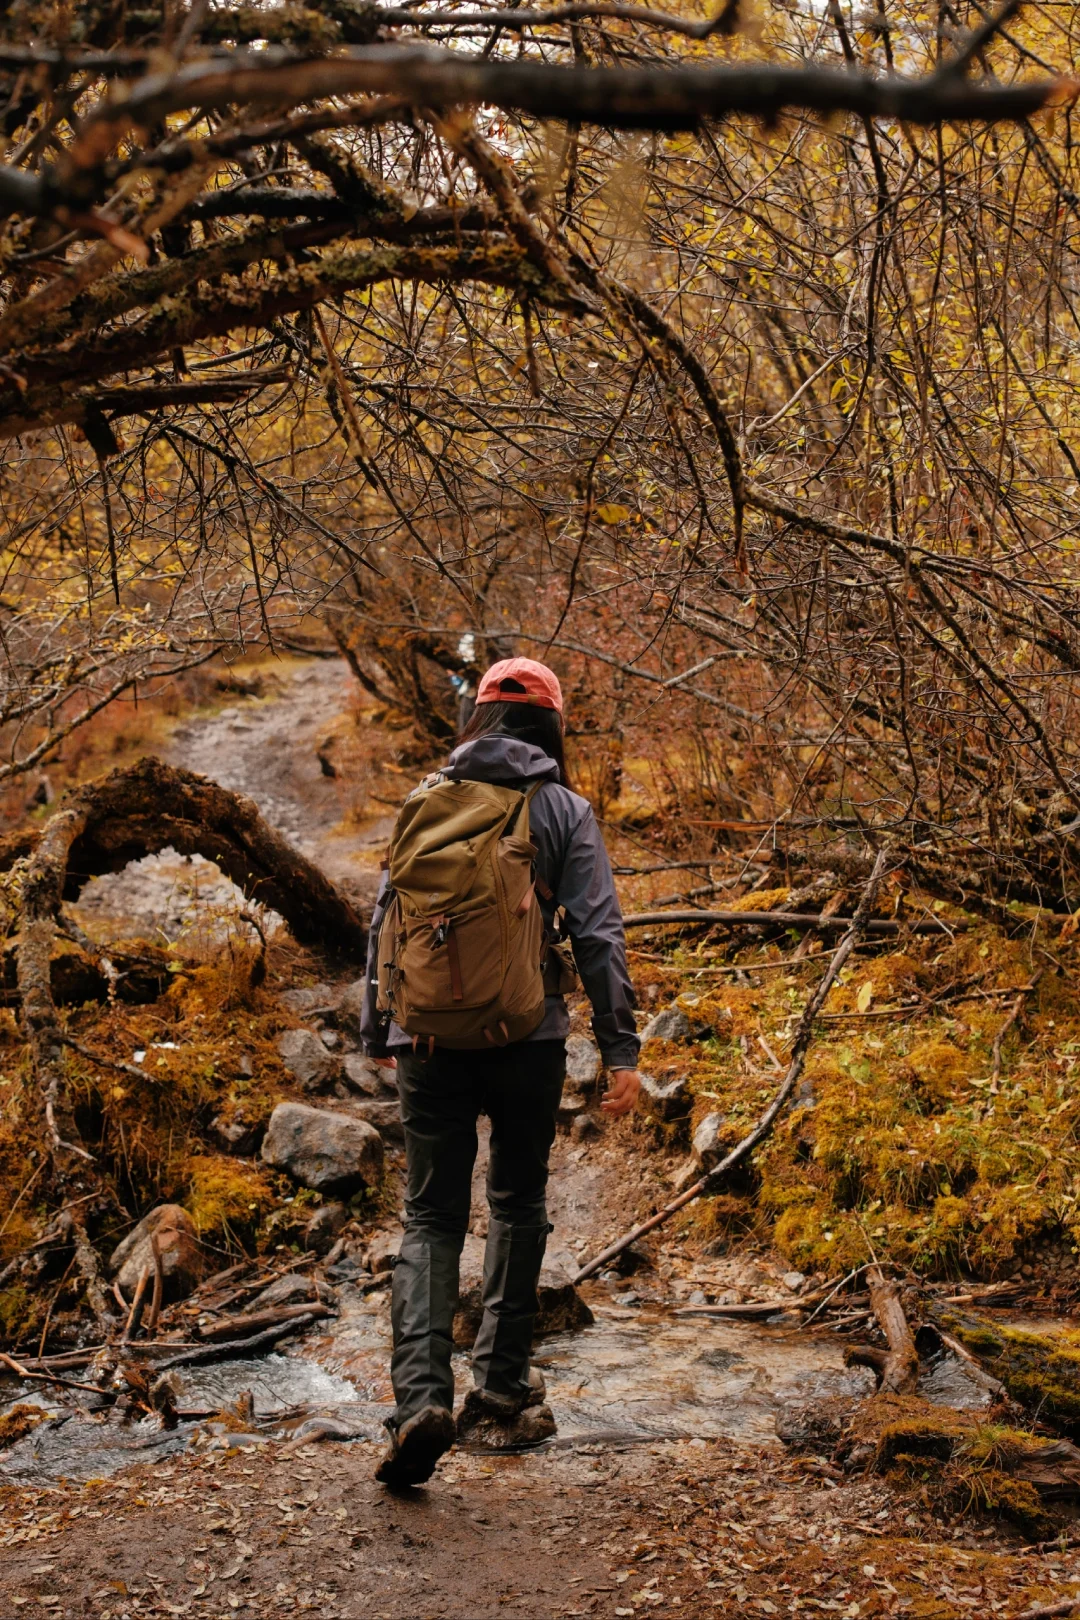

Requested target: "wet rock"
[
  {"left": 367, "top": 1231, "right": 402, "bottom": 1274},
  {"left": 303, "top": 1203, "right": 349, "bottom": 1254},
  {"left": 692, "top": 1111, "right": 729, "bottom": 1169},
  {"left": 277, "top": 1028, "right": 340, "bottom": 1092},
  {"left": 453, "top": 1236, "right": 594, "bottom": 1347},
  {"left": 208, "top": 1114, "right": 264, "bottom": 1157},
  {"left": 110, "top": 1205, "right": 204, "bottom": 1303},
  {"left": 565, "top": 1034, "right": 601, "bottom": 1092},
  {"left": 639, "top": 1071, "right": 690, "bottom": 1121},
  {"left": 641, "top": 1004, "right": 693, "bottom": 1043},
  {"left": 348, "top": 1097, "right": 404, "bottom": 1142},
  {"left": 261, "top": 1101, "right": 383, "bottom": 1196},
  {"left": 343, "top": 1053, "right": 397, "bottom": 1095}
]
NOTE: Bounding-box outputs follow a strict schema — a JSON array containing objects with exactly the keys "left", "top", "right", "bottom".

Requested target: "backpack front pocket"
[{"left": 400, "top": 907, "right": 503, "bottom": 1010}]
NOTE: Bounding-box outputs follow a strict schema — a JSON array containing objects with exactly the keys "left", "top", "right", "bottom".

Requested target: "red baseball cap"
[{"left": 475, "top": 657, "right": 564, "bottom": 715}]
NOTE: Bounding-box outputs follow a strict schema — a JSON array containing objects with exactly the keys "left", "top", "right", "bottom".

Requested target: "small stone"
[
  {"left": 280, "top": 984, "right": 336, "bottom": 1014},
  {"left": 565, "top": 1035, "right": 601, "bottom": 1092},
  {"left": 110, "top": 1205, "right": 204, "bottom": 1303},
  {"left": 782, "top": 1271, "right": 807, "bottom": 1293},
  {"left": 366, "top": 1231, "right": 402, "bottom": 1274},
  {"left": 692, "top": 1111, "right": 728, "bottom": 1169},
  {"left": 639, "top": 1071, "right": 690, "bottom": 1121},
  {"left": 208, "top": 1114, "right": 264, "bottom": 1157},
  {"left": 687, "top": 1289, "right": 708, "bottom": 1305},
  {"left": 570, "top": 1112, "right": 601, "bottom": 1143},
  {"left": 303, "top": 1203, "right": 349, "bottom": 1254},
  {"left": 348, "top": 1097, "right": 404, "bottom": 1142},
  {"left": 641, "top": 1004, "right": 693, "bottom": 1044},
  {"left": 615, "top": 1290, "right": 640, "bottom": 1307},
  {"left": 320, "top": 1029, "right": 340, "bottom": 1050},
  {"left": 261, "top": 1101, "right": 383, "bottom": 1196},
  {"left": 557, "top": 1090, "right": 588, "bottom": 1127},
  {"left": 277, "top": 1028, "right": 339, "bottom": 1092},
  {"left": 343, "top": 1052, "right": 396, "bottom": 1095}
]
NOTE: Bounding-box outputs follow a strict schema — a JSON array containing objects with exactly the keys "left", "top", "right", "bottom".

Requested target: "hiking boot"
[
  {"left": 456, "top": 1368, "right": 555, "bottom": 1449},
  {"left": 456, "top": 1396, "right": 556, "bottom": 1450},
  {"left": 375, "top": 1404, "right": 455, "bottom": 1487}
]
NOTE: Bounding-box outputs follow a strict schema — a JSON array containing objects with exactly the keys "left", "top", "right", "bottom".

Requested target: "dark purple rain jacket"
[{"left": 359, "top": 735, "right": 640, "bottom": 1070}]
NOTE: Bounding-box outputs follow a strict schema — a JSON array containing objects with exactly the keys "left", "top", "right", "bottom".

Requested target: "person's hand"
[
  {"left": 602, "top": 1068, "right": 641, "bottom": 1117},
  {"left": 373, "top": 1056, "right": 397, "bottom": 1070}
]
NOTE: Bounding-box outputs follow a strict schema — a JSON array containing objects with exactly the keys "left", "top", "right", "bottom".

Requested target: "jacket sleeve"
[
  {"left": 359, "top": 871, "right": 393, "bottom": 1057},
  {"left": 556, "top": 803, "right": 640, "bottom": 1070}
]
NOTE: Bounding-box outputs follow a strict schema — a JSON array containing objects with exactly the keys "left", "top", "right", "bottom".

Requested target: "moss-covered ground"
[{"left": 624, "top": 896, "right": 1080, "bottom": 1284}]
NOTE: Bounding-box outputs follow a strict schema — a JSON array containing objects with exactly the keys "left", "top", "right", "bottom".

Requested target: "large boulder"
[
  {"left": 452, "top": 1234, "right": 593, "bottom": 1348},
  {"left": 110, "top": 1204, "right": 204, "bottom": 1303},
  {"left": 277, "top": 1028, "right": 339, "bottom": 1092},
  {"left": 261, "top": 1102, "right": 383, "bottom": 1195}
]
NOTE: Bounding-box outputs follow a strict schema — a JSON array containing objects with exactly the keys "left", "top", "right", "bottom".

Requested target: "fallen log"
[
  {"left": 14, "top": 756, "right": 367, "bottom": 1156},
  {"left": 154, "top": 1313, "right": 320, "bottom": 1370},
  {"left": 575, "top": 848, "right": 892, "bottom": 1283},
  {"left": 195, "top": 1301, "right": 333, "bottom": 1342},
  {"left": 929, "top": 1306, "right": 1080, "bottom": 1433},
  {"left": 844, "top": 1266, "right": 920, "bottom": 1394}
]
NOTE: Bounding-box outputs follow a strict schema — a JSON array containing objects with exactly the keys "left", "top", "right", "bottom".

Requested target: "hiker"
[{"left": 361, "top": 655, "right": 641, "bottom": 1487}]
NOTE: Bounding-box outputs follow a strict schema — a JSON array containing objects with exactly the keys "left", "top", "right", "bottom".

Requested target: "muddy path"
[{"left": 3, "top": 658, "right": 1080, "bottom": 1618}]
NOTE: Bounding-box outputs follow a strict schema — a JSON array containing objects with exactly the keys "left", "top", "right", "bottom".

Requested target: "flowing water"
[{"left": 9, "top": 1280, "right": 1007, "bottom": 1483}]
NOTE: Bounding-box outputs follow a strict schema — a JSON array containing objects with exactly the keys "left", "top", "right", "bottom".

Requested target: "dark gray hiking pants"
[{"left": 389, "top": 1040, "right": 566, "bottom": 1427}]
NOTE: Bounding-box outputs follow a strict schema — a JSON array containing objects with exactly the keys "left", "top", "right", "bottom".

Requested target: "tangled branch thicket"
[{"left": 1, "top": 0, "right": 1079, "bottom": 907}]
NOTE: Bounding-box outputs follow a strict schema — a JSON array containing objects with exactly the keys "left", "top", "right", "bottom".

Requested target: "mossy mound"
[
  {"left": 0, "top": 939, "right": 354, "bottom": 1351},
  {"left": 783, "top": 1393, "right": 1072, "bottom": 1534},
  {"left": 629, "top": 913, "right": 1080, "bottom": 1279},
  {"left": 934, "top": 1308, "right": 1080, "bottom": 1432}
]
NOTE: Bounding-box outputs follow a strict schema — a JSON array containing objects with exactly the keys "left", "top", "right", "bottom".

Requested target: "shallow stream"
[{"left": 6, "top": 1285, "right": 1013, "bottom": 1484}]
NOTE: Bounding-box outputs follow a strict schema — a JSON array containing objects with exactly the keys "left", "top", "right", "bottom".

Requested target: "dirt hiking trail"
[{"left": 2, "top": 660, "right": 1080, "bottom": 1619}]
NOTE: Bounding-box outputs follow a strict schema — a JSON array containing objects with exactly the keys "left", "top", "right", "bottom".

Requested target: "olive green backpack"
[{"left": 375, "top": 774, "right": 549, "bottom": 1050}]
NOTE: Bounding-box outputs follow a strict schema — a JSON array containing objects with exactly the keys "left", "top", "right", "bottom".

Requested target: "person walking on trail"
[{"left": 361, "top": 655, "right": 642, "bottom": 1488}]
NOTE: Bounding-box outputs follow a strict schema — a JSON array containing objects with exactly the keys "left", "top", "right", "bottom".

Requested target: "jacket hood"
[{"left": 445, "top": 736, "right": 560, "bottom": 785}]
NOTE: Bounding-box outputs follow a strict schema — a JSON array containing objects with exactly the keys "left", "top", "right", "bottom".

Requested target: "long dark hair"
[{"left": 458, "top": 699, "right": 572, "bottom": 789}]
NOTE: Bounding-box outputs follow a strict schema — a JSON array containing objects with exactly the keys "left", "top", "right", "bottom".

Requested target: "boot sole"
[{"left": 375, "top": 1405, "right": 455, "bottom": 1488}]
